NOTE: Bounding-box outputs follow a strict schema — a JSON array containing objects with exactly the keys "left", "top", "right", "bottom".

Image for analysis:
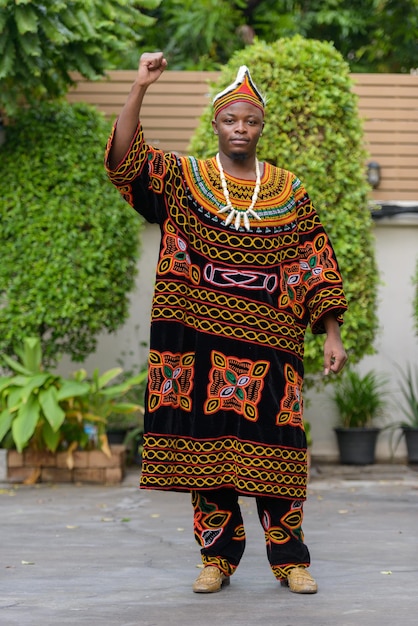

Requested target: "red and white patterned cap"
[{"left": 213, "top": 66, "right": 266, "bottom": 118}]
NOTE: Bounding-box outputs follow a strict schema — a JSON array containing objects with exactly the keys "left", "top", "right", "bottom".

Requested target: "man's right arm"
[{"left": 107, "top": 52, "right": 167, "bottom": 170}]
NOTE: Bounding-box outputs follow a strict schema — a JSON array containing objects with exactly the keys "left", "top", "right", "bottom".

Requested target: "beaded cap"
[{"left": 213, "top": 66, "right": 266, "bottom": 118}]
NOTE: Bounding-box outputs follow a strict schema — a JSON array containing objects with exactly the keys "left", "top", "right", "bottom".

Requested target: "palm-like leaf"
[
  {"left": 333, "top": 369, "right": 389, "bottom": 428},
  {"left": 397, "top": 364, "right": 418, "bottom": 427}
]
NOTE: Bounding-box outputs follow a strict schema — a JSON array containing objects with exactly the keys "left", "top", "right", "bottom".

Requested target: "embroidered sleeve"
[
  {"left": 104, "top": 120, "right": 173, "bottom": 224},
  {"left": 293, "top": 177, "right": 348, "bottom": 334}
]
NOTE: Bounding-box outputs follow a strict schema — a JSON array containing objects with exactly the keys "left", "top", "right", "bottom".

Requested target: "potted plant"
[
  {"left": 0, "top": 336, "right": 144, "bottom": 482},
  {"left": 332, "top": 368, "right": 389, "bottom": 465},
  {"left": 388, "top": 363, "right": 418, "bottom": 464},
  {"left": 68, "top": 366, "right": 145, "bottom": 460},
  {"left": 101, "top": 364, "right": 147, "bottom": 464},
  {"left": 105, "top": 366, "right": 146, "bottom": 435},
  {"left": 0, "top": 337, "right": 90, "bottom": 455}
]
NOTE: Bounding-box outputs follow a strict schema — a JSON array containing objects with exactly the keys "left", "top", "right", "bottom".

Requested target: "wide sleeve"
[
  {"left": 104, "top": 120, "right": 172, "bottom": 224},
  {"left": 293, "top": 176, "right": 348, "bottom": 334}
]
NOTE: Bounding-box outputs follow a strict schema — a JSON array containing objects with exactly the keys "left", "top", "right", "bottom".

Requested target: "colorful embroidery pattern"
[
  {"left": 186, "top": 213, "right": 300, "bottom": 266},
  {"left": 182, "top": 156, "right": 298, "bottom": 229},
  {"left": 279, "top": 234, "right": 341, "bottom": 315},
  {"left": 157, "top": 220, "right": 200, "bottom": 284},
  {"left": 140, "top": 435, "right": 308, "bottom": 499},
  {"left": 261, "top": 500, "right": 308, "bottom": 580},
  {"left": 148, "top": 350, "right": 195, "bottom": 412},
  {"left": 205, "top": 351, "right": 269, "bottom": 421},
  {"left": 299, "top": 234, "right": 341, "bottom": 290},
  {"left": 152, "top": 282, "right": 304, "bottom": 356},
  {"left": 105, "top": 125, "right": 148, "bottom": 207},
  {"left": 309, "top": 288, "right": 346, "bottom": 332},
  {"left": 192, "top": 491, "right": 244, "bottom": 576},
  {"left": 262, "top": 510, "right": 291, "bottom": 547},
  {"left": 192, "top": 493, "right": 232, "bottom": 549},
  {"left": 204, "top": 262, "right": 278, "bottom": 292},
  {"left": 281, "top": 500, "right": 305, "bottom": 543},
  {"left": 276, "top": 363, "right": 304, "bottom": 427},
  {"left": 278, "top": 260, "right": 307, "bottom": 320}
]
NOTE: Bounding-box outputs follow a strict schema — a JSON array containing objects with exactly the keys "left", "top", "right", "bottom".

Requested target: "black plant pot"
[
  {"left": 106, "top": 428, "right": 128, "bottom": 445},
  {"left": 334, "top": 427, "right": 380, "bottom": 465},
  {"left": 106, "top": 428, "right": 143, "bottom": 465},
  {"left": 403, "top": 427, "right": 418, "bottom": 464},
  {"left": 131, "top": 432, "right": 143, "bottom": 466}
]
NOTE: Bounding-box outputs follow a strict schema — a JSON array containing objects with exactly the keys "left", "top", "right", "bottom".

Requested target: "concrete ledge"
[{"left": 309, "top": 460, "right": 418, "bottom": 482}]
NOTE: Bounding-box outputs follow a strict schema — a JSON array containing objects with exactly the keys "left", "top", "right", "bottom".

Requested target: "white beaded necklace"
[{"left": 216, "top": 153, "right": 261, "bottom": 231}]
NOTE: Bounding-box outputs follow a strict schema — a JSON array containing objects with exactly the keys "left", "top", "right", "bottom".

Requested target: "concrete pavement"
[{"left": 1, "top": 463, "right": 418, "bottom": 626}]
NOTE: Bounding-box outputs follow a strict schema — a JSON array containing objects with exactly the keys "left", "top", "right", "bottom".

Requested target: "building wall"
[{"left": 306, "top": 214, "right": 418, "bottom": 461}]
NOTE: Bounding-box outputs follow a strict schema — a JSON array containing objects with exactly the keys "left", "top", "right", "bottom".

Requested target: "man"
[{"left": 105, "top": 52, "right": 348, "bottom": 595}]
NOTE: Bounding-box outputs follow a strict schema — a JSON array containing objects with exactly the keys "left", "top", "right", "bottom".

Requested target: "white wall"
[
  {"left": 59, "top": 215, "right": 418, "bottom": 461},
  {"left": 306, "top": 214, "right": 418, "bottom": 461}
]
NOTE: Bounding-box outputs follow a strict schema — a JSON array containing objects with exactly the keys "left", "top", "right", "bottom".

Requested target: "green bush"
[
  {"left": 189, "top": 36, "right": 379, "bottom": 381},
  {"left": 0, "top": 101, "right": 141, "bottom": 365}
]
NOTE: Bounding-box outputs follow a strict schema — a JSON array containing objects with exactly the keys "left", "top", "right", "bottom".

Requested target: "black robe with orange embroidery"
[{"left": 105, "top": 122, "right": 348, "bottom": 500}]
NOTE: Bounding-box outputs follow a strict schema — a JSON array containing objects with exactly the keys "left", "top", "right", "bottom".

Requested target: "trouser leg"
[
  {"left": 256, "top": 496, "right": 311, "bottom": 581},
  {"left": 191, "top": 488, "right": 246, "bottom": 577}
]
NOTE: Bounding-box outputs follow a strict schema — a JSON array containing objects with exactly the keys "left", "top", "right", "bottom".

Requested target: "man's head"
[{"left": 212, "top": 67, "right": 265, "bottom": 161}]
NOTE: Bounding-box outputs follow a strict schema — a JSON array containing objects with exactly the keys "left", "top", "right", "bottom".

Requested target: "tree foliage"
[
  {"left": 141, "top": 0, "right": 418, "bottom": 72},
  {"left": 190, "top": 37, "right": 379, "bottom": 381},
  {"left": 137, "top": 0, "right": 247, "bottom": 70},
  {"left": 0, "top": 0, "right": 160, "bottom": 116},
  {"left": 0, "top": 101, "right": 141, "bottom": 365}
]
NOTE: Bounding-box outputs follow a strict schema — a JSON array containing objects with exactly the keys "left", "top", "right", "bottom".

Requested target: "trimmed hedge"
[
  {"left": 189, "top": 36, "right": 379, "bottom": 381},
  {"left": 0, "top": 101, "right": 141, "bottom": 365}
]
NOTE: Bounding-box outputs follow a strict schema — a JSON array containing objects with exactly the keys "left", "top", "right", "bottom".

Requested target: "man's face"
[{"left": 212, "top": 102, "right": 264, "bottom": 160}]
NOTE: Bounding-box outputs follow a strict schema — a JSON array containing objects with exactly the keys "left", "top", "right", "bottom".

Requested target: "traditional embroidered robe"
[{"left": 105, "top": 123, "right": 348, "bottom": 500}]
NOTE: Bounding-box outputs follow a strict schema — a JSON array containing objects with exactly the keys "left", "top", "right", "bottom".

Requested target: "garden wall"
[{"left": 68, "top": 71, "right": 418, "bottom": 202}]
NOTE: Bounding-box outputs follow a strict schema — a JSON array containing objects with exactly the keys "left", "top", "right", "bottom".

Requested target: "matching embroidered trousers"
[{"left": 192, "top": 488, "right": 310, "bottom": 581}]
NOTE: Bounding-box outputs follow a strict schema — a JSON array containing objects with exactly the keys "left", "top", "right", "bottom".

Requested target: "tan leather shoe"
[
  {"left": 284, "top": 567, "right": 318, "bottom": 594},
  {"left": 192, "top": 566, "right": 230, "bottom": 593}
]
